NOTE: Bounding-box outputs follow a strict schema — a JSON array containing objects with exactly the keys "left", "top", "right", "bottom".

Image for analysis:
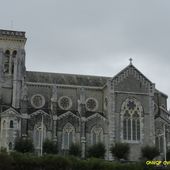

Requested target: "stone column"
[
  {"left": 78, "top": 88, "right": 86, "bottom": 159},
  {"left": 53, "top": 116, "right": 58, "bottom": 142},
  {"left": 148, "top": 83, "right": 155, "bottom": 145},
  {"left": 12, "top": 49, "right": 25, "bottom": 108},
  {"left": 51, "top": 85, "right": 58, "bottom": 142},
  {"left": 107, "top": 79, "right": 115, "bottom": 160},
  {"left": 20, "top": 83, "right": 28, "bottom": 136},
  {"left": 0, "top": 48, "right": 3, "bottom": 102}
]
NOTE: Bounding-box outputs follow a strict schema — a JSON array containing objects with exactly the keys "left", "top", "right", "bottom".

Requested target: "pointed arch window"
[
  {"left": 4, "top": 50, "right": 10, "bottom": 73},
  {"left": 11, "top": 50, "right": 17, "bottom": 74},
  {"left": 3, "top": 120, "right": 6, "bottom": 129},
  {"left": 91, "top": 126, "right": 103, "bottom": 145},
  {"left": 10, "top": 120, "right": 14, "bottom": 128},
  {"left": 9, "top": 142, "right": 12, "bottom": 150},
  {"left": 62, "top": 123, "right": 75, "bottom": 150},
  {"left": 121, "top": 98, "right": 143, "bottom": 142},
  {"left": 33, "top": 123, "right": 46, "bottom": 149}
]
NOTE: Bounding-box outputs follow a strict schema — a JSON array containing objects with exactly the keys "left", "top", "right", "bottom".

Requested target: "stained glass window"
[{"left": 121, "top": 98, "right": 143, "bottom": 142}]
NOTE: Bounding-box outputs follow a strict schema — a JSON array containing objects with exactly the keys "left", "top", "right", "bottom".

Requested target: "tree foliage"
[
  {"left": 14, "top": 137, "right": 34, "bottom": 153},
  {"left": 141, "top": 145, "right": 159, "bottom": 160},
  {"left": 43, "top": 139, "right": 58, "bottom": 154},
  {"left": 87, "top": 143, "right": 106, "bottom": 159},
  {"left": 110, "top": 142, "right": 130, "bottom": 160}
]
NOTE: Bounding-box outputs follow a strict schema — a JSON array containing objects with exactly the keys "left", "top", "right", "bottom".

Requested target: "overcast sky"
[{"left": 0, "top": 0, "right": 170, "bottom": 108}]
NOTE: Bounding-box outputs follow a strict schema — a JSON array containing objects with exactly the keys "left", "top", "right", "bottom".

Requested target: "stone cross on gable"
[{"left": 129, "top": 58, "right": 133, "bottom": 65}]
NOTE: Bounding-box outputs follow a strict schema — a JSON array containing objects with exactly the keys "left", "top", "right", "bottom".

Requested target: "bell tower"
[{"left": 0, "top": 29, "right": 27, "bottom": 108}]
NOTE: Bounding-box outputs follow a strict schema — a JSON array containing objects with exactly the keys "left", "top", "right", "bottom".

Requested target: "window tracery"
[
  {"left": 86, "top": 98, "right": 98, "bottom": 111},
  {"left": 62, "top": 123, "right": 75, "bottom": 150},
  {"left": 91, "top": 126, "right": 103, "bottom": 145},
  {"left": 58, "top": 96, "right": 72, "bottom": 110},
  {"left": 121, "top": 98, "right": 143, "bottom": 142},
  {"left": 33, "top": 123, "right": 46, "bottom": 149},
  {"left": 31, "top": 94, "right": 45, "bottom": 109}
]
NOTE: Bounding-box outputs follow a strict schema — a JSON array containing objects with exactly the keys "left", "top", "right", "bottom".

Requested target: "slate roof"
[{"left": 26, "top": 71, "right": 110, "bottom": 87}]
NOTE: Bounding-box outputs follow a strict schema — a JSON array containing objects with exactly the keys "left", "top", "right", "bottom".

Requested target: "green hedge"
[{"left": 0, "top": 152, "right": 157, "bottom": 170}]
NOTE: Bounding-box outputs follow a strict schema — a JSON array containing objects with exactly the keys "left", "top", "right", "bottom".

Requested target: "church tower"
[
  {"left": 0, "top": 29, "right": 26, "bottom": 151},
  {"left": 0, "top": 29, "right": 27, "bottom": 108}
]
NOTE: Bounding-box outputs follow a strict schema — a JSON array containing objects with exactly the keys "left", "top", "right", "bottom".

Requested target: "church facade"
[{"left": 0, "top": 29, "right": 170, "bottom": 160}]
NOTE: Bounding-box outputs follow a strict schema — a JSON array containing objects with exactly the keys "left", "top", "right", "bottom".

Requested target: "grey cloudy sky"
[{"left": 0, "top": 0, "right": 170, "bottom": 108}]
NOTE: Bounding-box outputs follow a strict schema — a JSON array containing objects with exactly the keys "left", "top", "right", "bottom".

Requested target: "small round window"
[
  {"left": 31, "top": 94, "right": 45, "bottom": 109},
  {"left": 58, "top": 96, "right": 72, "bottom": 110},
  {"left": 86, "top": 98, "right": 98, "bottom": 111}
]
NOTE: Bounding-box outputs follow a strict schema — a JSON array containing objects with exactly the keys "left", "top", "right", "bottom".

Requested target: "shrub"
[
  {"left": 14, "top": 137, "right": 34, "bottom": 153},
  {"left": 69, "top": 143, "right": 81, "bottom": 157},
  {"left": 43, "top": 139, "right": 58, "bottom": 154},
  {"left": 87, "top": 143, "right": 106, "bottom": 159},
  {"left": 42, "top": 155, "right": 71, "bottom": 170},
  {"left": 0, "top": 147, "right": 7, "bottom": 153},
  {"left": 11, "top": 152, "right": 40, "bottom": 170},
  {"left": 167, "top": 149, "right": 170, "bottom": 160},
  {"left": 141, "top": 145, "right": 159, "bottom": 160},
  {"left": 110, "top": 142, "right": 130, "bottom": 160},
  {"left": 0, "top": 152, "right": 13, "bottom": 170}
]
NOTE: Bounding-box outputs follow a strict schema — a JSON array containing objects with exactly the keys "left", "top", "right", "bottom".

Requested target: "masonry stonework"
[{"left": 0, "top": 29, "right": 169, "bottom": 160}]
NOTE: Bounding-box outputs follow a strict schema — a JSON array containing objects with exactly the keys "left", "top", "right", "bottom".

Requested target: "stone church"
[{"left": 0, "top": 29, "right": 169, "bottom": 160}]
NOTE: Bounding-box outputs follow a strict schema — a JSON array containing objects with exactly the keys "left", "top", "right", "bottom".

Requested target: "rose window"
[
  {"left": 58, "top": 96, "right": 72, "bottom": 110},
  {"left": 86, "top": 98, "right": 98, "bottom": 111},
  {"left": 31, "top": 94, "right": 45, "bottom": 108}
]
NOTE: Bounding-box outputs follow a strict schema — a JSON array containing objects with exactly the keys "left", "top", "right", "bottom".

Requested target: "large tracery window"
[
  {"left": 91, "top": 126, "right": 103, "bottom": 145},
  {"left": 62, "top": 123, "right": 75, "bottom": 150},
  {"left": 121, "top": 98, "right": 143, "bottom": 142}
]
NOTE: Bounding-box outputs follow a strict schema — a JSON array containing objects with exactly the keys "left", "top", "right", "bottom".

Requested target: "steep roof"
[
  {"left": 112, "top": 63, "right": 152, "bottom": 83},
  {"left": 111, "top": 63, "right": 154, "bottom": 88},
  {"left": 26, "top": 71, "right": 110, "bottom": 87}
]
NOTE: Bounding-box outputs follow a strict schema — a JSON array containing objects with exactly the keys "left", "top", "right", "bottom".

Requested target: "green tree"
[
  {"left": 87, "top": 143, "right": 106, "bottom": 159},
  {"left": 69, "top": 143, "right": 81, "bottom": 157},
  {"left": 141, "top": 145, "right": 159, "bottom": 160},
  {"left": 110, "top": 142, "right": 130, "bottom": 160},
  {"left": 43, "top": 139, "right": 58, "bottom": 154},
  {"left": 14, "top": 137, "right": 34, "bottom": 153}
]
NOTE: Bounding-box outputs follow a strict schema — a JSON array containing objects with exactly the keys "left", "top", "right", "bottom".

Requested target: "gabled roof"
[
  {"left": 111, "top": 63, "right": 153, "bottom": 87},
  {"left": 0, "top": 107, "right": 20, "bottom": 118},
  {"left": 58, "top": 111, "right": 80, "bottom": 120},
  {"left": 26, "top": 71, "right": 109, "bottom": 87},
  {"left": 30, "top": 109, "right": 50, "bottom": 117}
]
